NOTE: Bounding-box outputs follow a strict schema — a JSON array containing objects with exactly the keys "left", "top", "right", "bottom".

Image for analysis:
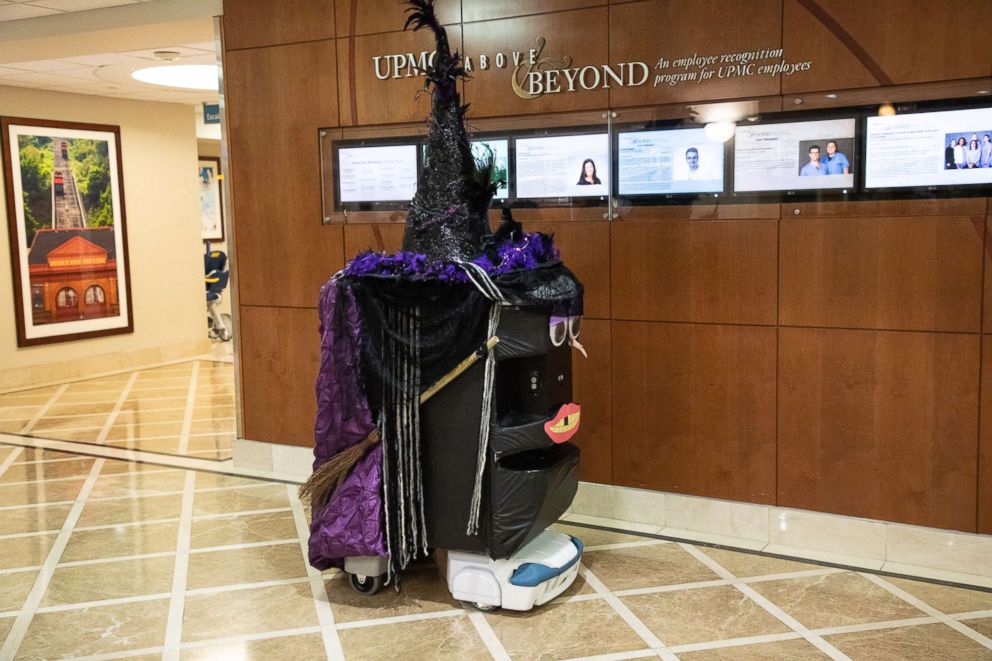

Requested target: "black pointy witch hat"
[{"left": 401, "top": 0, "right": 499, "bottom": 262}]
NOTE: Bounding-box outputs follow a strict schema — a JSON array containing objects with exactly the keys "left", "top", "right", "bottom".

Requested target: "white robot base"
[{"left": 446, "top": 530, "right": 583, "bottom": 612}]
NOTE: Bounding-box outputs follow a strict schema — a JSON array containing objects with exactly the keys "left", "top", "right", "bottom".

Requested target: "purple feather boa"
[{"left": 342, "top": 231, "right": 559, "bottom": 281}]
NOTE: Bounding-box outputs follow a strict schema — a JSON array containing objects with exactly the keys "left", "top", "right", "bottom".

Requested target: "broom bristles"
[{"left": 299, "top": 429, "right": 380, "bottom": 510}]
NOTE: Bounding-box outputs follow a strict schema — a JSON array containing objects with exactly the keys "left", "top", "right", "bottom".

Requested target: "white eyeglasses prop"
[{"left": 549, "top": 315, "right": 587, "bottom": 357}]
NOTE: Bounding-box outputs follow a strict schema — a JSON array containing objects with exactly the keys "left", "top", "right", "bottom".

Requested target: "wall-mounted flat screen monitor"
[
  {"left": 337, "top": 144, "right": 418, "bottom": 205},
  {"left": 734, "top": 118, "right": 856, "bottom": 193},
  {"left": 470, "top": 139, "right": 510, "bottom": 200},
  {"left": 865, "top": 107, "right": 992, "bottom": 190},
  {"left": 617, "top": 127, "right": 724, "bottom": 195},
  {"left": 515, "top": 132, "right": 609, "bottom": 199}
]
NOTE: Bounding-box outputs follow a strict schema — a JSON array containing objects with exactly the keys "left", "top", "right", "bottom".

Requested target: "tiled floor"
[
  {"left": 1, "top": 442, "right": 991, "bottom": 659},
  {"left": 0, "top": 359, "right": 235, "bottom": 461}
]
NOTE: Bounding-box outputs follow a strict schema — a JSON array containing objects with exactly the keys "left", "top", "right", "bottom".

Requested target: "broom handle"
[{"left": 419, "top": 336, "right": 499, "bottom": 404}]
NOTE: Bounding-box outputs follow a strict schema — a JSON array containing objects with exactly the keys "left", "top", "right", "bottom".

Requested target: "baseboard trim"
[
  {"left": 569, "top": 482, "right": 992, "bottom": 589},
  {"left": 233, "top": 437, "right": 313, "bottom": 482}
]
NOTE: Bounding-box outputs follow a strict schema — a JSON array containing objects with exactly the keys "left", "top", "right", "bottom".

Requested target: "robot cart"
[{"left": 343, "top": 307, "right": 583, "bottom": 611}]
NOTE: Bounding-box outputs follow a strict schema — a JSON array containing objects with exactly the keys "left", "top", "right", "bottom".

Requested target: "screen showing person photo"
[
  {"left": 515, "top": 133, "right": 610, "bottom": 199},
  {"left": 618, "top": 127, "right": 724, "bottom": 195},
  {"left": 865, "top": 107, "right": 992, "bottom": 189},
  {"left": 338, "top": 144, "right": 418, "bottom": 203},
  {"left": 734, "top": 118, "right": 856, "bottom": 192},
  {"left": 470, "top": 139, "right": 510, "bottom": 200}
]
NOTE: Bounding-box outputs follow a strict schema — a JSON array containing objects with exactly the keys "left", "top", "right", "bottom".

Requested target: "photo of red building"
[{"left": 27, "top": 227, "right": 120, "bottom": 325}]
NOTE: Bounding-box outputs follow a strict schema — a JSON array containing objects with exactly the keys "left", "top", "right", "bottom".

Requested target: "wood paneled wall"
[{"left": 222, "top": 0, "right": 992, "bottom": 534}]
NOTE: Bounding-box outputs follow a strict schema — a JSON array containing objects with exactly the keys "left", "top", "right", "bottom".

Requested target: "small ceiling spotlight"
[
  {"left": 153, "top": 51, "right": 182, "bottom": 62},
  {"left": 793, "top": 98, "right": 804, "bottom": 105},
  {"left": 977, "top": 90, "right": 990, "bottom": 95},
  {"left": 825, "top": 93, "right": 838, "bottom": 99},
  {"left": 877, "top": 102, "right": 896, "bottom": 116}
]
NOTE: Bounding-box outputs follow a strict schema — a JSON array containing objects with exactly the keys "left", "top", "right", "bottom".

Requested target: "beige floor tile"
[
  {"left": 88, "top": 470, "right": 187, "bottom": 499},
  {"left": 193, "top": 473, "right": 264, "bottom": 491},
  {"left": 0, "top": 406, "right": 42, "bottom": 420},
  {"left": 17, "top": 597, "right": 169, "bottom": 659},
  {"left": 99, "top": 460, "right": 178, "bottom": 475},
  {"left": 57, "top": 392, "right": 124, "bottom": 404},
  {"left": 42, "top": 555, "right": 176, "bottom": 605},
  {"left": 679, "top": 639, "right": 829, "bottom": 660},
  {"left": 192, "top": 406, "right": 236, "bottom": 419},
  {"left": 107, "top": 438, "right": 182, "bottom": 454},
  {"left": 326, "top": 561, "right": 460, "bottom": 624},
  {"left": 581, "top": 543, "right": 720, "bottom": 591},
  {"left": 41, "top": 429, "right": 102, "bottom": 442},
  {"left": 485, "top": 598, "right": 647, "bottom": 660},
  {"left": 106, "top": 421, "right": 184, "bottom": 441},
  {"left": 339, "top": 614, "right": 489, "bottom": 661},
  {"left": 826, "top": 623, "right": 992, "bottom": 660},
  {"left": 115, "top": 409, "right": 187, "bottom": 425},
  {"left": 0, "top": 457, "right": 95, "bottom": 483},
  {"left": 882, "top": 576, "right": 992, "bottom": 615},
  {"left": 182, "top": 582, "right": 318, "bottom": 642},
  {"left": 0, "top": 570, "right": 38, "bottom": 611},
  {"left": 190, "top": 510, "right": 297, "bottom": 549},
  {"left": 186, "top": 543, "right": 308, "bottom": 589},
  {"left": 0, "top": 478, "right": 85, "bottom": 506},
  {"left": 0, "top": 616, "right": 12, "bottom": 640},
  {"left": 122, "top": 397, "right": 189, "bottom": 411},
  {"left": 967, "top": 618, "right": 992, "bottom": 638},
  {"left": 192, "top": 484, "right": 290, "bottom": 516},
  {"left": 78, "top": 493, "right": 183, "bottom": 526},
  {"left": 0, "top": 534, "right": 56, "bottom": 570},
  {"left": 126, "top": 387, "right": 190, "bottom": 399},
  {"left": 46, "top": 402, "right": 117, "bottom": 416},
  {"left": 186, "top": 435, "right": 234, "bottom": 452},
  {"left": 622, "top": 585, "right": 791, "bottom": 647},
  {"left": 62, "top": 520, "right": 180, "bottom": 562},
  {"left": 31, "top": 414, "right": 110, "bottom": 432},
  {"left": 0, "top": 503, "right": 70, "bottom": 535},
  {"left": 699, "top": 547, "right": 822, "bottom": 578},
  {"left": 181, "top": 633, "right": 326, "bottom": 661},
  {"left": 10, "top": 448, "right": 79, "bottom": 462},
  {"left": 749, "top": 572, "right": 925, "bottom": 629},
  {"left": 189, "top": 418, "right": 236, "bottom": 435},
  {"left": 0, "top": 419, "right": 30, "bottom": 433},
  {"left": 550, "top": 522, "right": 653, "bottom": 547}
]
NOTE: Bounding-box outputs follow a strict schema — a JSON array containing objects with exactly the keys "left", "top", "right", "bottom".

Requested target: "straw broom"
[{"left": 299, "top": 336, "right": 499, "bottom": 510}]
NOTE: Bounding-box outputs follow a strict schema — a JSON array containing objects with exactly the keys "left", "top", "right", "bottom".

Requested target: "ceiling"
[
  {"left": 0, "top": 0, "right": 220, "bottom": 103},
  {"left": 0, "top": 0, "right": 151, "bottom": 23}
]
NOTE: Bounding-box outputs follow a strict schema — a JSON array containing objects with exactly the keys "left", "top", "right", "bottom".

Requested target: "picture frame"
[
  {"left": 1, "top": 116, "right": 133, "bottom": 347},
  {"left": 198, "top": 156, "right": 224, "bottom": 242}
]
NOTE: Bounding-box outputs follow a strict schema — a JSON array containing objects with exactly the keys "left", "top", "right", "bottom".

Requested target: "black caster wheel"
[{"left": 348, "top": 572, "right": 383, "bottom": 595}]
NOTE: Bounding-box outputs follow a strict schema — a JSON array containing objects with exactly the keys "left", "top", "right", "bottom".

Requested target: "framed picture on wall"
[
  {"left": 1, "top": 116, "right": 133, "bottom": 347},
  {"left": 198, "top": 156, "right": 224, "bottom": 242}
]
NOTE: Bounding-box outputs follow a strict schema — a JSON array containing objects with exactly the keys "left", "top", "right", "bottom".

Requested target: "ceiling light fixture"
[
  {"left": 825, "top": 93, "right": 838, "bottom": 99},
  {"left": 153, "top": 51, "right": 182, "bottom": 62},
  {"left": 132, "top": 64, "right": 218, "bottom": 90},
  {"left": 978, "top": 90, "right": 990, "bottom": 95},
  {"left": 877, "top": 102, "right": 896, "bottom": 116}
]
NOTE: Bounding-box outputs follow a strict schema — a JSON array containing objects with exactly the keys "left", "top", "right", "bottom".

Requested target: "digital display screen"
[
  {"left": 337, "top": 144, "right": 418, "bottom": 203},
  {"left": 734, "top": 118, "right": 856, "bottom": 192},
  {"left": 515, "top": 133, "right": 610, "bottom": 199},
  {"left": 865, "top": 107, "right": 992, "bottom": 189},
  {"left": 618, "top": 127, "right": 724, "bottom": 195},
  {"left": 471, "top": 139, "right": 510, "bottom": 200}
]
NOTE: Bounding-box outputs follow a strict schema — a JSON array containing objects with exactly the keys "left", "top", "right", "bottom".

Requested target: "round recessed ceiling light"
[
  {"left": 978, "top": 90, "right": 990, "bottom": 95},
  {"left": 825, "top": 93, "right": 838, "bottom": 99},
  {"left": 132, "top": 64, "right": 218, "bottom": 90}
]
